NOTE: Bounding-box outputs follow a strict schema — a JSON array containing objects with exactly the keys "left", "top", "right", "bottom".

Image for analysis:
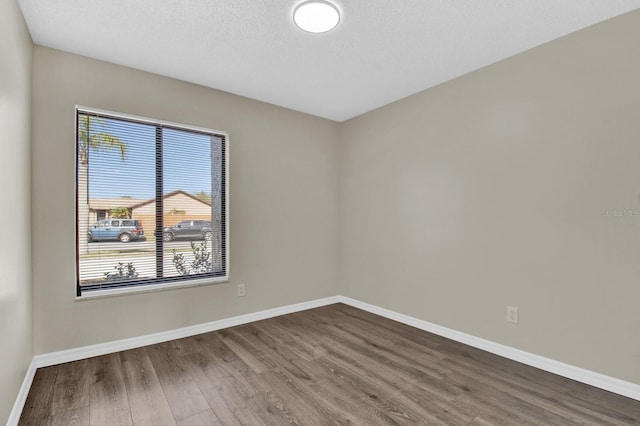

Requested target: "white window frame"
[{"left": 75, "top": 106, "right": 230, "bottom": 299}]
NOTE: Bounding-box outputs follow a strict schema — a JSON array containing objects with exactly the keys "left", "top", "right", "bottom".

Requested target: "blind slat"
[{"left": 76, "top": 110, "right": 227, "bottom": 294}]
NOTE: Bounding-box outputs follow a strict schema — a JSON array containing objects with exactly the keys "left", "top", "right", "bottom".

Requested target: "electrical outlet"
[
  {"left": 237, "top": 283, "right": 246, "bottom": 297},
  {"left": 506, "top": 306, "right": 519, "bottom": 324}
]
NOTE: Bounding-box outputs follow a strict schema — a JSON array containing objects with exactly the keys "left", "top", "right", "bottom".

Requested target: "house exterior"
[
  {"left": 88, "top": 190, "right": 212, "bottom": 236},
  {"left": 131, "top": 190, "right": 212, "bottom": 234},
  {"left": 88, "top": 196, "right": 147, "bottom": 223}
]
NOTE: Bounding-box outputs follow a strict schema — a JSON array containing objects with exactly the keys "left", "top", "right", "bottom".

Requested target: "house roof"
[
  {"left": 89, "top": 197, "right": 148, "bottom": 210},
  {"left": 129, "top": 190, "right": 211, "bottom": 210},
  {"left": 89, "top": 190, "right": 211, "bottom": 211}
]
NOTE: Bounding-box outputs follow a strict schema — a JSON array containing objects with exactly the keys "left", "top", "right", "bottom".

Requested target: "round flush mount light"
[{"left": 293, "top": 1, "right": 340, "bottom": 33}]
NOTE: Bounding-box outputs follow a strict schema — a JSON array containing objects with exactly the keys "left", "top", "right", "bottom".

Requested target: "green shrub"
[{"left": 172, "top": 240, "right": 213, "bottom": 276}]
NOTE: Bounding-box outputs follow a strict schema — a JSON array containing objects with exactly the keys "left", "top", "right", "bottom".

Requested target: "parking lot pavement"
[
  {"left": 87, "top": 239, "right": 196, "bottom": 253},
  {"left": 80, "top": 240, "right": 216, "bottom": 281},
  {"left": 79, "top": 245, "right": 218, "bottom": 281}
]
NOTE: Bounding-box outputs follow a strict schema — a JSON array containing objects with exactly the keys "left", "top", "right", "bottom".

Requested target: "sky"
[{"left": 84, "top": 116, "right": 221, "bottom": 200}]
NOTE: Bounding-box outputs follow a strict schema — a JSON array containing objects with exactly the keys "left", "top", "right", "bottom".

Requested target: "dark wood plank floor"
[{"left": 19, "top": 303, "right": 640, "bottom": 425}]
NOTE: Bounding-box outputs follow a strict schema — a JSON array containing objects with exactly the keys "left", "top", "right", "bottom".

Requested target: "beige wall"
[
  {"left": 31, "top": 47, "right": 340, "bottom": 354},
  {"left": 339, "top": 10, "right": 640, "bottom": 384},
  {"left": 0, "top": 0, "right": 33, "bottom": 422}
]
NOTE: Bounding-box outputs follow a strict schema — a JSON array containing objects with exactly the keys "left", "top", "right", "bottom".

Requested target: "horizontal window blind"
[{"left": 76, "top": 109, "right": 227, "bottom": 295}]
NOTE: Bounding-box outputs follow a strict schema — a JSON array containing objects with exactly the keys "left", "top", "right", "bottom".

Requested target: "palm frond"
[{"left": 78, "top": 115, "right": 127, "bottom": 161}]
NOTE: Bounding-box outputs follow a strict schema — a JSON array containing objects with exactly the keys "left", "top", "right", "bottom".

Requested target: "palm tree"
[
  {"left": 77, "top": 115, "right": 127, "bottom": 254},
  {"left": 78, "top": 115, "right": 126, "bottom": 165}
]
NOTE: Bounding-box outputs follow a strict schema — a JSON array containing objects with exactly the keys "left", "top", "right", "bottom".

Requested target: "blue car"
[{"left": 88, "top": 219, "right": 144, "bottom": 243}]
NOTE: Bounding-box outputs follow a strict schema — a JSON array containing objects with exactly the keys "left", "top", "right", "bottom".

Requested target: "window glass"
[{"left": 76, "top": 109, "right": 227, "bottom": 295}]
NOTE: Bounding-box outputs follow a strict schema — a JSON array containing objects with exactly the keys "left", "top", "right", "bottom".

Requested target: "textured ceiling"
[{"left": 17, "top": 0, "right": 640, "bottom": 122}]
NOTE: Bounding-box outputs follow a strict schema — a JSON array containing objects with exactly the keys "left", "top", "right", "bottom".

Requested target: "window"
[{"left": 76, "top": 108, "right": 228, "bottom": 296}]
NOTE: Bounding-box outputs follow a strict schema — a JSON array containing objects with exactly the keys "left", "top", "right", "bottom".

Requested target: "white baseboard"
[
  {"left": 337, "top": 296, "right": 640, "bottom": 402},
  {"left": 11, "top": 293, "right": 639, "bottom": 425},
  {"left": 8, "top": 296, "right": 339, "bottom": 425},
  {"left": 33, "top": 296, "right": 341, "bottom": 368},
  {"left": 7, "top": 358, "right": 36, "bottom": 426}
]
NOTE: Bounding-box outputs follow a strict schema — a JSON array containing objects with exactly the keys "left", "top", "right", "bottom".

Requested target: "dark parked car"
[
  {"left": 163, "top": 220, "right": 212, "bottom": 242},
  {"left": 88, "top": 219, "right": 144, "bottom": 243}
]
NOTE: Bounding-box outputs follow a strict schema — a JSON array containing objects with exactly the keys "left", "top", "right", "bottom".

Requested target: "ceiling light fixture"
[{"left": 293, "top": 1, "right": 340, "bottom": 33}]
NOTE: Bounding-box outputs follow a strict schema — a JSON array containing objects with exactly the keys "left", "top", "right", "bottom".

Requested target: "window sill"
[{"left": 75, "top": 276, "right": 229, "bottom": 301}]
